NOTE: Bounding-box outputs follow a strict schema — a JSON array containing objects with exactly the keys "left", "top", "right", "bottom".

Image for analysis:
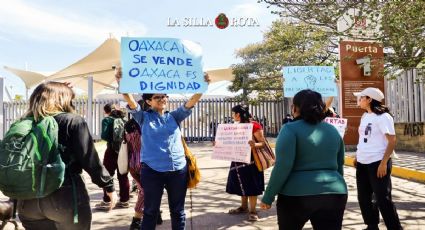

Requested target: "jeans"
[
  {"left": 18, "top": 175, "right": 92, "bottom": 230},
  {"left": 140, "top": 163, "right": 188, "bottom": 230},
  {"left": 102, "top": 146, "right": 130, "bottom": 202},
  {"left": 356, "top": 159, "right": 403, "bottom": 230},
  {"left": 276, "top": 194, "right": 347, "bottom": 230}
]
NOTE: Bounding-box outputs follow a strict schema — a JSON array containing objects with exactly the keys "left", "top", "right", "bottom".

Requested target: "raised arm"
[
  {"left": 325, "top": 96, "right": 334, "bottom": 109},
  {"left": 184, "top": 73, "right": 211, "bottom": 109},
  {"left": 115, "top": 66, "right": 138, "bottom": 109}
]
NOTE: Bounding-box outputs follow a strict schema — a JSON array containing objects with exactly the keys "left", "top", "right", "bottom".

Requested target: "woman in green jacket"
[{"left": 260, "top": 89, "right": 347, "bottom": 230}]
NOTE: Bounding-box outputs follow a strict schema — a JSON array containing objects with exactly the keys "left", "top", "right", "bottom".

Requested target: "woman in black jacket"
[{"left": 18, "top": 82, "right": 117, "bottom": 230}]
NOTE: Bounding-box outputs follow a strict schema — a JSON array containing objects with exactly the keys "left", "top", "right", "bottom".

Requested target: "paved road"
[{"left": 2, "top": 142, "right": 425, "bottom": 229}]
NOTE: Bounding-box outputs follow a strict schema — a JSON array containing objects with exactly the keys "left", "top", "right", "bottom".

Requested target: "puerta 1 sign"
[{"left": 119, "top": 37, "right": 207, "bottom": 94}]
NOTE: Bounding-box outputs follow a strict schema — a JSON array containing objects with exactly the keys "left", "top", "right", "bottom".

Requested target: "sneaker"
[
  {"left": 94, "top": 201, "right": 111, "bottom": 210},
  {"left": 129, "top": 217, "right": 142, "bottom": 230},
  {"left": 115, "top": 201, "right": 130, "bottom": 208}
]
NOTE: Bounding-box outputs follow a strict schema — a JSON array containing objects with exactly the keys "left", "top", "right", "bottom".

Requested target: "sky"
[{"left": 0, "top": 0, "right": 279, "bottom": 99}]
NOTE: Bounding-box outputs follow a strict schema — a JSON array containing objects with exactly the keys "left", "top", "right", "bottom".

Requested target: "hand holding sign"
[
  {"left": 248, "top": 140, "right": 255, "bottom": 148},
  {"left": 204, "top": 72, "right": 211, "bottom": 85},
  {"left": 115, "top": 66, "right": 122, "bottom": 84},
  {"left": 183, "top": 72, "right": 211, "bottom": 109}
]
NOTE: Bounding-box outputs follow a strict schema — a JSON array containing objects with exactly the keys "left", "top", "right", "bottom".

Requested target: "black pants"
[
  {"left": 276, "top": 194, "right": 347, "bottom": 230},
  {"left": 356, "top": 159, "right": 403, "bottom": 230},
  {"left": 141, "top": 163, "right": 187, "bottom": 230},
  {"left": 18, "top": 175, "right": 92, "bottom": 230}
]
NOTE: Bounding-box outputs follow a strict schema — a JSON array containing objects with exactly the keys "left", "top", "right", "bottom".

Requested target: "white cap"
[{"left": 353, "top": 87, "right": 384, "bottom": 101}]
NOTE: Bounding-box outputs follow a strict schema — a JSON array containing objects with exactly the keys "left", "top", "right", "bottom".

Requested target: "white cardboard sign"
[{"left": 212, "top": 123, "right": 253, "bottom": 163}]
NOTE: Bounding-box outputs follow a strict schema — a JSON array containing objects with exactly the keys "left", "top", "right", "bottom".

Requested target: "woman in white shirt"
[{"left": 353, "top": 87, "right": 402, "bottom": 230}]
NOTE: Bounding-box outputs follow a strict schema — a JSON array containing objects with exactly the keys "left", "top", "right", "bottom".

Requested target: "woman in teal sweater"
[{"left": 260, "top": 89, "right": 347, "bottom": 230}]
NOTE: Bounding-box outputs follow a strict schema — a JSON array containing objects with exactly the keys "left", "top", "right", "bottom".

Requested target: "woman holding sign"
[
  {"left": 116, "top": 66, "right": 210, "bottom": 230},
  {"left": 260, "top": 89, "right": 347, "bottom": 229},
  {"left": 353, "top": 87, "right": 402, "bottom": 230},
  {"left": 226, "top": 104, "right": 265, "bottom": 222}
]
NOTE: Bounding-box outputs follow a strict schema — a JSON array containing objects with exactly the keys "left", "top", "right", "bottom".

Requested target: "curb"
[
  {"left": 269, "top": 143, "right": 425, "bottom": 183},
  {"left": 345, "top": 156, "right": 425, "bottom": 183}
]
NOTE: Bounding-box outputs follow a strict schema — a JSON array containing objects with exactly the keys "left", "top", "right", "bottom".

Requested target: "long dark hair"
[
  {"left": 124, "top": 118, "right": 139, "bottom": 134},
  {"left": 125, "top": 99, "right": 149, "bottom": 133},
  {"left": 231, "top": 105, "right": 251, "bottom": 123},
  {"left": 110, "top": 109, "right": 126, "bottom": 119},
  {"left": 369, "top": 97, "right": 391, "bottom": 115},
  {"left": 142, "top": 93, "right": 154, "bottom": 101},
  {"left": 104, "top": 103, "right": 114, "bottom": 114},
  {"left": 293, "top": 89, "right": 326, "bottom": 124}
]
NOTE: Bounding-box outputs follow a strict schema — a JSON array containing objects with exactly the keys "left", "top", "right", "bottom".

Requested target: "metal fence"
[
  {"left": 386, "top": 68, "right": 425, "bottom": 122},
  {"left": 1, "top": 97, "right": 289, "bottom": 141},
  {"left": 2, "top": 68, "right": 424, "bottom": 140},
  {"left": 169, "top": 98, "right": 289, "bottom": 142}
]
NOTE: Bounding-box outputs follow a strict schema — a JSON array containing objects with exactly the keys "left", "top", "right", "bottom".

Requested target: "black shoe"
[
  {"left": 129, "top": 217, "right": 141, "bottom": 230},
  {"left": 363, "top": 226, "right": 379, "bottom": 230},
  {"left": 156, "top": 210, "right": 163, "bottom": 225}
]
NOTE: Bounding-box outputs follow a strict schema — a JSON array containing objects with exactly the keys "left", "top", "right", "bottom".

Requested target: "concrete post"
[
  {"left": 87, "top": 76, "right": 93, "bottom": 134},
  {"left": 0, "top": 77, "right": 4, "bottom": 139}
]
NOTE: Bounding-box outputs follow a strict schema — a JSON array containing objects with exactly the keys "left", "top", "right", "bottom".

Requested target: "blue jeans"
[{"left": 140, "top": 163, "right": 187, "bottom": 230}]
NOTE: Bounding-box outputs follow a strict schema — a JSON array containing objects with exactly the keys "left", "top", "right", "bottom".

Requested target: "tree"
[
  {"left": 259, "top": 0, "right": 425, "bottom": 72},
  {"left": 381, "top": 1, "right": 425, "bottom": 70},
  {"left": 230, "top": 21, "right": 335, "bottom": 102}
]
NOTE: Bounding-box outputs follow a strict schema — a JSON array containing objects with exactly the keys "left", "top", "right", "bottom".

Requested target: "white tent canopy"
[
  {"left": 3, "top": 66, "right": 47, "bottom": 89},
  {"left": 4, "top": 38, "right": 235, "bottom": 97},
  {"left": 46, "top": 38, "right": 120, "bottom": 94},
  {"left": 4, "top": 38, "right": 120, "bottom": 96}
]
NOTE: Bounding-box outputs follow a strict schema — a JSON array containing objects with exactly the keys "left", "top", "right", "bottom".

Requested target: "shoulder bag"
[{"left": 252, "top": 137, "right": 276, "bottom": 171}]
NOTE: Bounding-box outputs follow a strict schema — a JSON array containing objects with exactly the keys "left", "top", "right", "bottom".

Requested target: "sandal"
[
  {"left": 248, "top": 212, "right": 259, "bottom": 221},
  {"left": 228, "top": 206, "right": 248, "bottom": 214}
]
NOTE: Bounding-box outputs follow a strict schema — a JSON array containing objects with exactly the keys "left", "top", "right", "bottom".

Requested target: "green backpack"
[
  {"left": 0, "top": 116, "right": 65, "bottom": 200},
  {"left": 111, "top": 117, "right": 125, "bottom": 153}
]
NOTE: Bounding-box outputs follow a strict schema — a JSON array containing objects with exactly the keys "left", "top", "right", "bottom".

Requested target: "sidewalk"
[
  {"left": 268, "top": 137, "right": 425, "bottom": 183},
  {"left": 345, "top": 151, "right": 425, "bottom": 183},
  {"left": 1, "top": 141, "right": 425, "bottom": 229}
]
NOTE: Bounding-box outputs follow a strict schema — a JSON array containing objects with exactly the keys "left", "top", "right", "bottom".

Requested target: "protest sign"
[
  {"left": 212, "top": 123, "right": 253, "bottom": 163},
  {"left": 282, "top": 66, "right": 338, "bottom": 97},
  {"left": 324, "top": 117, "right": 348, "bottom": 137},
  {"left": 119, "top": 37, "right": 207, "bottom": 94}
]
